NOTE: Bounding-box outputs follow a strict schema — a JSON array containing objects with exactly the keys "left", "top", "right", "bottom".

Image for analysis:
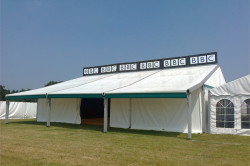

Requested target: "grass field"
[{"left": 0, "top": 119, "right": 249, "bottom": 166}]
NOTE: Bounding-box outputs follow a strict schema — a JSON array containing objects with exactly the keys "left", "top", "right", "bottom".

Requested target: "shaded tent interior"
[{"left": 80, "top": 98, "right": 110, "bottom": 125}]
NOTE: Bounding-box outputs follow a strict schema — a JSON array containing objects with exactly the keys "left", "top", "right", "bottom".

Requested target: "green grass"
[{"left": 0, "top": 119, "right": 249, "bottom": 166}]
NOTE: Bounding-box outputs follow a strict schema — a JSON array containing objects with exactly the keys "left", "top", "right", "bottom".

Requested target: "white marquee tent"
[
  {"left": 0, "top": 101, "right": 37, "bottom": 119},
  {"left": 5, "top": 64, "right": 225, "bottom": 139},
  {"left": 209, "top": 74, "right": 250, "bottom": 135}
]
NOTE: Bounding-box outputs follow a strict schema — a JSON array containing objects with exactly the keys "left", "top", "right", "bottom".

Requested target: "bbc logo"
[
  {"left": 140, "top": 61, "right": 160, "bottom": 70},
  {"left": 164, "top": 58, "right": 186, "bottom": 67},
  {"left": 84, "top": 68, "right": 99, "bottom": 75},
  {"left": 190, "top": 54, "right": 216, "bottom": 65}
]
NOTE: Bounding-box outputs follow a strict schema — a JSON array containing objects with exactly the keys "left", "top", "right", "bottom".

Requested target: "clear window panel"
[
  {"left": 241, "top": 115, "right": 249, "bottom": 122},
  {"left": 228, "top": 102, "right": 234, "bottom": 108},
  {"left": 241, "top": 99, "right": 250, "bottom": 129},
  {"left": 216, "top": 99, "right": 234, "bottom": 129},
  {"left": 216, "top": 102, "right": 223, "bottom": 108},
  {"left": 241, "top": 122, "right": 250, "bottom": 129},
  {"left": 216, "top": 108, "right": 224, "bottom": 114},
  {"left": 241, "top": 106, "right": 247, "bottom": 114},
  {"left": 216, "top": 115, "right": 224, "bottom": 121},
  {"left": 225, "top": 122, "right": 234, "bottom": 128},
  {"left": 216, "top": 121, "right": 224, "bottom": 128},
  {"left": 226, "top": 108, "right": 234, "bottom": 114},
  {"left": 226, "top": 115, "right": 234, "bottom": 121},
  {"left": 245, "top": 99, "right": 250, "bottom": 105}
]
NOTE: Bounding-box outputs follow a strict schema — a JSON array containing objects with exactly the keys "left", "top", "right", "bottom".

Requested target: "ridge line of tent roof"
[
  {"left": 105, "top": 69, "right": 163, "bottom": 94},
  {"left": 47, "top": 73, "right": 116, "bottom": 94},
  {"left": 210, "top": 74, "right": 250, "bottom": 91}
]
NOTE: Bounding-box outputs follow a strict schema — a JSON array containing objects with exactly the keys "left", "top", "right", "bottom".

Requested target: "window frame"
[
  {"left": 216, "top": 99, "right": 234, "bottom": 128},
  {"left": 241, "top": 99, "right": 250, "bottom": 129}
]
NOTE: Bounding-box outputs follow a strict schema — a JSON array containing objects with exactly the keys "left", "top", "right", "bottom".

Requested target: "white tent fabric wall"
[
  {"left": 110, "top": 98, "right": 130, "bottom": 128},
  {"left": 131, "top": 98, "right": 190, "bottom": 132},
  {"left": 210, "top": 95, "right": 250, "bottom": 135},
  {"left": 0, "top": 101, "right": 37, "bottom": 119},
  {"left": 37, "top": 99, "right": 47, "bottom": 122},
  {"left": 110, "top": 89, "right": 203, "bottom": 133},
  {"left": 203, "top": 88, "right": 210, "bottom": 133},
  {"left": 209, "top": 75, "right": 250, "bottom": 135},
  {"left": 205, "top": 66, "right": 225, "bottom": 87},
  {"left": 202, "top": 66, "right": 226, "bottom": 133},
  {"left": 37, "top": 98, "right": 81, "bottom": 124},
  {"left": 109, "top": 67, "right": 225, "bottom": 133}
]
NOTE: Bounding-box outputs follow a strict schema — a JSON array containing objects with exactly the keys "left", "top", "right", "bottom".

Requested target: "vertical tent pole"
[
  {"left": 103, "top": 98, "right": 108, "bottom": 133},
  {"left": 187, "top": 92, "right": 192, "bottom": 140},
  {"left": 198, "top": 88, "right": 202, "bottom": 132},
  {"left": 47, "top": 98, "right": 51, "bottom": 127},
  {"left": 5, "top": 100, "right": 10, "bottom": 124},
  {"left": 201, "top": 86, "right": 206, "bottom": 133},
  {"left": 207, "top": 90, "right": 211, "bottom": 133}
]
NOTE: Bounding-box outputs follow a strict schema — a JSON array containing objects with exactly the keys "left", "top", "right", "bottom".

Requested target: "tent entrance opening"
[{"left": 80, "top": 98, "right": 110, "bottom": 125}]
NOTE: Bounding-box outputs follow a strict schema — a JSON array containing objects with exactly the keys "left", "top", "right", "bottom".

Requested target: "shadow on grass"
[{"left": 8, "top": 119, "right": 185, "bottom": 139}]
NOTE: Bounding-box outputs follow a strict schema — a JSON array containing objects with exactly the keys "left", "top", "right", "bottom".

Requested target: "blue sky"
[{"left": 1, "top": 0, "right": 249, "bottom": 90}]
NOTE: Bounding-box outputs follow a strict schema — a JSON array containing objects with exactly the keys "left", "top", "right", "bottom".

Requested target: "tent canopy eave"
[
  {"left": 6, "top": 95, "right": 46, "bottom": 100},
  {"left": 6, "top": 92, "right": 188, "bottom": 100},
  {"left": 105, "top": 92, "right": 187, "bottom": 98}
]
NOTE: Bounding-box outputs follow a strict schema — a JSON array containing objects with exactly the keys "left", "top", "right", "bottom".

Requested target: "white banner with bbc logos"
[{"left": 83, "top": 52, "right": 217, "bottom": 76}]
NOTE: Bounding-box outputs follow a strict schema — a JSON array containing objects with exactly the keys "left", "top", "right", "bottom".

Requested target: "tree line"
[{"left": 0, "top": 81, "right": 62, "bottom": 101}]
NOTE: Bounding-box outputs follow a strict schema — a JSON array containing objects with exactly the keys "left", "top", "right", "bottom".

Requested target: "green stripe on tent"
[
  {"left": 6, "top": 95, "right": 46, "bottom": 100},
  {"left": 204, "top": 84, "right": 214, "bottom": 89},
  {"left": 105, "top": 93, "right": 187, "bottom": 98},
  {"left": 48, "top": 94, "right": 103, "bottom": 98},
  {"left": 6, "top": 93, "right": 187, "bottom": 100}
]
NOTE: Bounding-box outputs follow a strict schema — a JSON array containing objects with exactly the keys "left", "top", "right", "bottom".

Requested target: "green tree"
[
  {"left": 11, "top": 90, "right": 18, "bottom": 93},
  {"left": 0, "top": 85, "right": 34, "bottom": 101},
  {"left": 0, "top": 85, "right": 10, "bottom": 101},
  {"left": 44, "top": 81, "right": 62, "bottom": 87},
  {"left": 0, "top": 81, "right": 62, "bottom": 101}
]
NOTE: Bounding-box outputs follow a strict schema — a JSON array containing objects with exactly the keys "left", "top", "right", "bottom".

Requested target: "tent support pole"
[
  {"left": 201, "top": 86, "right": 206, "bottom": 133},
  {"left": 47, "top": 98, "right": 51, "bottom": 127},
  {"left": 5, "top": 100, "right": 10, "bottom": 124},
  {"left": 103, "top": 98, "right": 108, "bottom": 133},
  {"left": 187, "top": 92, "right": 192, "bottom": 140},
  {"left": 198, "top": 88, "right": 202, "bottom": 133},
  {"left": 207, "top": 90, "right": 211, "bottom": 133}
]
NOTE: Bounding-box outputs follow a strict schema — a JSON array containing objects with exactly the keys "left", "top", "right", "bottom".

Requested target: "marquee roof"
[
  {"left": 6, "top": 64, "right": 225, "bottom": 100},
  {"left": 210, "top": 74, "right": 250, "bottom": 96}
]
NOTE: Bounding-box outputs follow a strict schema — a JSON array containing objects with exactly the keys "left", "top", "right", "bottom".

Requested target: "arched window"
[
  {"left": 241, "top": 99, "right": 250, "bottom": 129},
  {"left": 216, "top": 99, "right": 234, "bottom": 128}
]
